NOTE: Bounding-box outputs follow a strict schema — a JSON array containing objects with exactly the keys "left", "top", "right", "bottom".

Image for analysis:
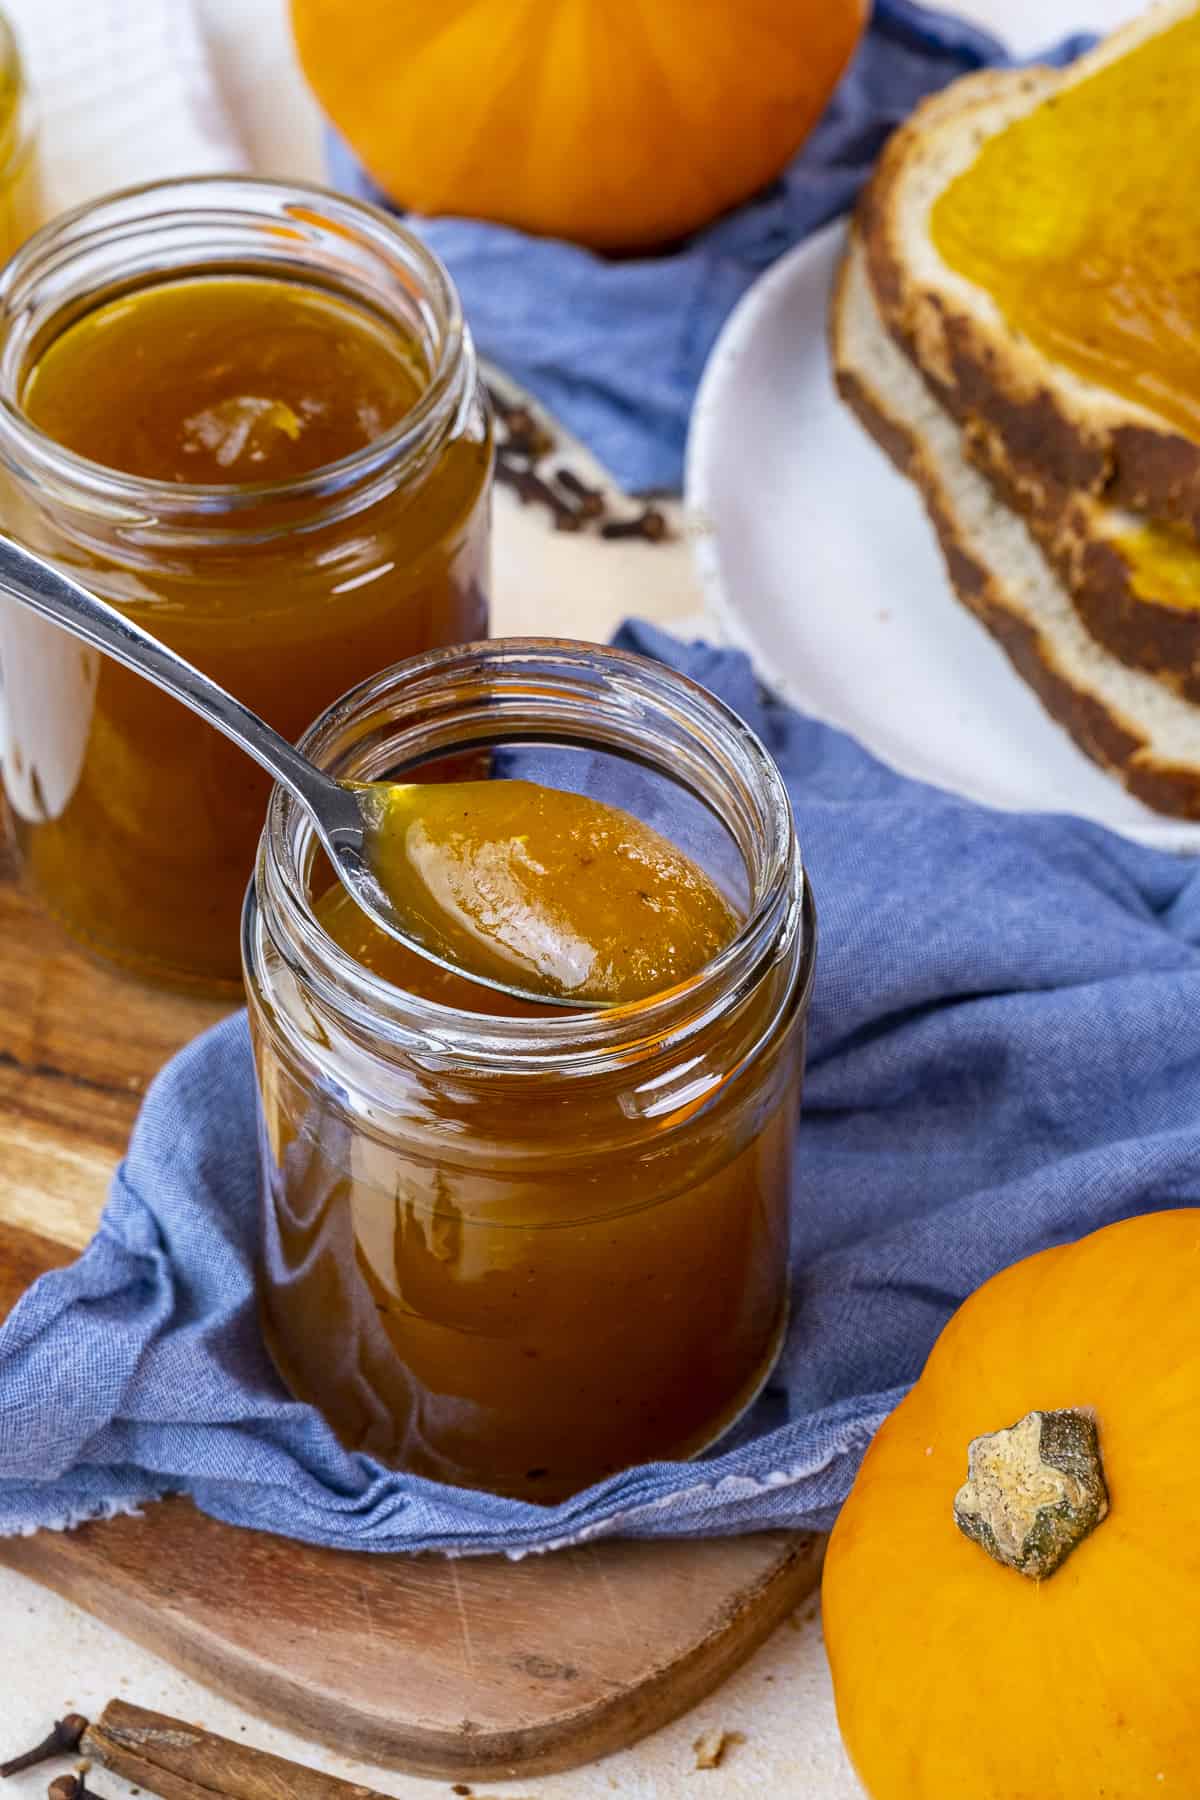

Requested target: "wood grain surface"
[
  {"left": 0, "top": 857, "right": 822, "bottom": 1780},
  {"left": 0, "top": 846, "right": 226, "bottom": 1248}
]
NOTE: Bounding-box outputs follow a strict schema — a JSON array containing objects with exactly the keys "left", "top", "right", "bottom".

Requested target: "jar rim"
[
  {"left": 0, "top": 173, "right": 472, "bottom": 516},
  {"left": 249, "top": 637, "right": 810, "bottom": 1075}
]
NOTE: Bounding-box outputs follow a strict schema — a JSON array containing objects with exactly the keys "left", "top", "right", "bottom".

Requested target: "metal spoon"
[{"left": 0, "top": 534, "right": 598, "bottom": 1009}]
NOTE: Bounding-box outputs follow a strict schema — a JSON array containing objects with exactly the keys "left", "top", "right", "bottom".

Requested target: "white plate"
[{"left": 685, "top": 221, "right": 1200, "bottom": 852}]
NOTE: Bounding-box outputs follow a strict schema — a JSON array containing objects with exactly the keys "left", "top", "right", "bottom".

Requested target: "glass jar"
[
  {"left": 243, "top": 640, "right": 815, "bottom": 1502},
  {"left": 0, "top": 177, "right": 491, "bottom": 994},
  {"left": 0, "top": 14, "right": 39, "bottom": 259}
]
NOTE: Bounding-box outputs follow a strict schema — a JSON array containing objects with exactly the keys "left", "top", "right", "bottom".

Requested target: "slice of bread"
[
  {"left": 860, "top": 2, "right": 1200, "bottom": 536},
  {"left": 830, "top": 233, "right": 1200, "bottom": 819},
  {"left": 962, "top": 422, "right": 1200, "bottom": 702},
  {"left": 860, "top": 50, "right": 1200, "bottom": 700}
]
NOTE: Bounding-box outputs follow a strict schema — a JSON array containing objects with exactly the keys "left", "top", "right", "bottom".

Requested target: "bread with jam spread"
[
  {"left": 860, "top": 1, "right": 1200, "bottom": 537},
  {"left": 958, "top": 424, "right": 1200, "bottom": 702},
  {"left": 854, "top": 5, "right": 1200, "bottom": 702},
  {"left": 830, "top": 234, "right": 1200, "bottom": 820}
]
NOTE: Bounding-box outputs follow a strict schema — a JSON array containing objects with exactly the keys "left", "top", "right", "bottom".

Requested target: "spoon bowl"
[{"left": 0, "top": 536, "right": 600, "bottom": 1009}]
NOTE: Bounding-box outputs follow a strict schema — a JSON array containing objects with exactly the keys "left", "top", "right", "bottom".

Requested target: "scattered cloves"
[
  {"left": 600, "top": 506, "right": 670, "bottom": 544},
  {"left": 498, "top": 402, "right": 536, "bottom": 438},
  {"left": 486, "top": 387, "right": 555, "bottom": 460},
  {"left": 1, "top": 1718, "right": 88, "bottom": 1780},
  {"left": 505, "top": 421, "right": 556, "bottom": 461},
  {"left": 487, "top": 384, "right": 668, "bottom": 544},
  {"left": 485, "top": 383, "right": 527, "bottom": 424},
  {"left": 553, "top": 467, "right": 607, "bottom": 520},
  {"left": 494, "top": 460, "right": 583, "bottom": 531}
]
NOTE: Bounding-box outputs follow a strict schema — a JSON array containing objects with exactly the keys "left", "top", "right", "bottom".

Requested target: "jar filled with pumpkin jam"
[
  {"left": 243, "top": 642, "right": 813, "bottom": 1502},
  {"left": 0, "top": 12, "right": 39, "bottom": 259},
  {"left": 0, "top": 178, "right": 490, "bottom": 992}
]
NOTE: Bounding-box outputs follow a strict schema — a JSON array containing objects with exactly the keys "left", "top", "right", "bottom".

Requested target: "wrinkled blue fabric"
[
  {"left": 326, "top": 0, "right": 1091, "bottom": 492},
  {"left": 3, "top": 623, "right": 1200, "bottom": 1553}
]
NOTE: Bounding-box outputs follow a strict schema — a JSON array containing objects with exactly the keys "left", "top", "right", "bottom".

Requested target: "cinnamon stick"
[{"left": 81, "top": 1702, "right": 389, "bottom": 1800}]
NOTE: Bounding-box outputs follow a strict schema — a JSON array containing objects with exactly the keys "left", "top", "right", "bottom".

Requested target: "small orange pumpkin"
[
  {"left": 822, "top": 1209, "right": 1200, "bottom": 1799},
  {"left": 290, "top": 0, "right": 868, "bottom": 252}
]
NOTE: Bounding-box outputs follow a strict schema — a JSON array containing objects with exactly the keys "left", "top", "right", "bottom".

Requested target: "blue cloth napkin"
[
  {"left": 4, "top": 622, "right": 1200, "bottom": 1553},
  {"left": 326, "top": 0, "right": 1091, "bottom": 492}
]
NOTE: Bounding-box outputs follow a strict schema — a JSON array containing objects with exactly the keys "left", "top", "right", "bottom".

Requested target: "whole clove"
[
  {"left": 494, "top": 459, "right": 583, "bottom": 531},
  {"left": 497, "top": 401, "right": 536, "bottom": 437},
  {"left": 501, "top": 418, "right": 555, "bottom": 461},
  {"left": 485, "top": 388, "right": 555, "bottom": 460},
  {"left": 484, "top": 383, "right": 522, "bottom": 424},
  {"left": 553, "top": 467, "right": 607, "bottom": 520},
  {"left": 600, "top": 506, "right": 670, "bottom": 544},
  {"left": 48, "top": 1778, "right": 110, "bottom": 1800},
  {"left": 1, "top": 1717, "right": 89, "bottom": 1779}
]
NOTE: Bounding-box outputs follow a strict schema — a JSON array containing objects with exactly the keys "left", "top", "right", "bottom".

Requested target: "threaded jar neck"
[{"left": 247, "top": 638, "right": 811, "bottom": 1082}]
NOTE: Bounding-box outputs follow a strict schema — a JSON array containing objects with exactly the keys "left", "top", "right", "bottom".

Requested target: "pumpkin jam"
[
  {"left": 253, "top": 795, "right": 795, "bottom": 1501},
  {"left": 1116, "top": 519, "right": 1200, "bottom": 613},
  {"left": 360, "top": 777, "right": 740, "bottom": 1002},
  {"left": 4, "top": 274, "right": 490, "bottom": 991},
  {"left": 931, "top": 12, "right": 1200, "bottom": 442},
  {"left": 21, "top": 277, "right": 425, "bottom": 480}
]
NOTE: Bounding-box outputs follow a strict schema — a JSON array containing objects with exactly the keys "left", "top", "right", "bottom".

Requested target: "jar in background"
[
  {"left": 0, "top": 177, "right": 491, "bottom": 993},
  {"left": 243, "top": 641, "right": 814, "bottom": 1502},
  {"left": 0, "top": 14, "right": 39, "bottom": 259}
]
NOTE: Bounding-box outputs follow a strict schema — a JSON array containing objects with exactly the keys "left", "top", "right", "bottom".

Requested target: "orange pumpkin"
[
  {"left": 290, "top": 0, "right": 868, "bottom": 251},
  {"left": 822, "top": 1209, "right": 1200, "bottom": 1799}
]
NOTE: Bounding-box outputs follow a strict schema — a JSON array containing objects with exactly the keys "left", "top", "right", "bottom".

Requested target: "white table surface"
[{"left": 0, "top": 3, "right": 1139, "bottom": 1795}]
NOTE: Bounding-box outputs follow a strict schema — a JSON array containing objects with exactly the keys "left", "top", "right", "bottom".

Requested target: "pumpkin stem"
[{"left": 954, "top": 1408, "right": 1108, "bottom": 1580}]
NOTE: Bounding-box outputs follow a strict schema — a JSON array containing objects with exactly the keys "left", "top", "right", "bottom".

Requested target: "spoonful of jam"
[
  {"left": 356, "top": 777, "right": 736, "bottom": 1004},
  {"left": 0, "top": 537, "right": 735, "bottom": 1007}
]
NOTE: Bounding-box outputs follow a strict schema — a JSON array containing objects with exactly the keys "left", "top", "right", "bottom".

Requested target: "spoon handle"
[{"left": 0, "top": 534, "right": 347, "bottom": 830}]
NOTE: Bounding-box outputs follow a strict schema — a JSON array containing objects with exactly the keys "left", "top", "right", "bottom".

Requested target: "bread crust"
[
  {"left": 828, "top": 245, "right": 1200, "bottom": 820},
  {"left": 963, "top": 423, "right": 1200, "bottom": 701},
  {"left": 860, "top": 3, "right": 1200, "bottom": 537}
]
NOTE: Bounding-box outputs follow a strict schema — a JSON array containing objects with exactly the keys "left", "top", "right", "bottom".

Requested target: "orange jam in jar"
[
  {"left": 0, "top": 13, "right": 39, "bottom": 260},
  {"left": 930, "top": 13, "right": 1200, "bottom": 439},
  {"left": 0, "top": 178, "right": 491, "bottom": 993},
  {"left": 243, "top": 643, "right": 813, "bottom": 1502}
]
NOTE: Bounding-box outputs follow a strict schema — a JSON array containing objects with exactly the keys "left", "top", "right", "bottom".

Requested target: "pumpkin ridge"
[{"left": 622, "top": 8, "right": 752, "bottom": 214}]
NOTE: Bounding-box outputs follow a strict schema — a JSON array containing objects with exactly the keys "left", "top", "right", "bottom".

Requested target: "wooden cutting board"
[{"left": 0, "top": 854, "right": 821, "bottom": 1780}]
